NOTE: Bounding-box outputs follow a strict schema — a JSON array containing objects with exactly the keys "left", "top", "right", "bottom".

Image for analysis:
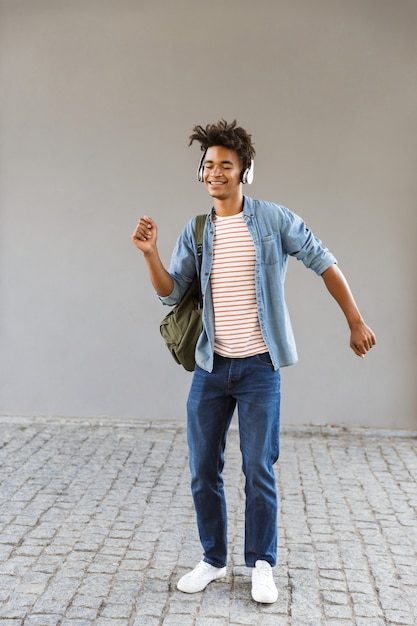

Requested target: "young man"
[{"left": 132, "top": 120, "right": 376, "bottom": 604}]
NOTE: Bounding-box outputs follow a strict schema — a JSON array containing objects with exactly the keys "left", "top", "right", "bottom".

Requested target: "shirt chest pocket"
[{"left": 260, "top": 234, "right": 280, "bottom": 265}]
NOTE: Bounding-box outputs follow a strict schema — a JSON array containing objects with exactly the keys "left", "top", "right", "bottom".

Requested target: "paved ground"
[{"left": 0, "top": 416, "right": 416, "bottom": 626}]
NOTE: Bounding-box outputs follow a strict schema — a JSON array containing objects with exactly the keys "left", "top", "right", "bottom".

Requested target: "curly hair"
[{"left": 188, "top": 119, "right": 255, "bottom": 170}]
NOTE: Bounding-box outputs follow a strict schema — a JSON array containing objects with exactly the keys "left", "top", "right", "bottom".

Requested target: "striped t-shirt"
[{"left": 212, "top": 212, "right": 267, "bottom": 358}]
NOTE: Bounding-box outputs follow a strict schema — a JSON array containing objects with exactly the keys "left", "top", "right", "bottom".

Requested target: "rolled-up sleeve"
[
  {"left": 280, "top": 206, "right": 337, "bottom": 275},
  {"left": 158, "top": 218, "right": 199, "bottom": 306}
]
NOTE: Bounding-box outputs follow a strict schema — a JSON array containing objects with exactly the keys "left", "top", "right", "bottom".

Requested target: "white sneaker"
[
  {"left": 177, "top": 560, "right": 227, "bottom": 593},
  {"left": 251, "top": 560, "right": 278, "bottom": 603}
]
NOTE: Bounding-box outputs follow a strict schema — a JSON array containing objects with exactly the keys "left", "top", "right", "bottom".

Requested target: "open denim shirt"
[{"left": 159, "top": 196, "right": 337, "bottom": 372}]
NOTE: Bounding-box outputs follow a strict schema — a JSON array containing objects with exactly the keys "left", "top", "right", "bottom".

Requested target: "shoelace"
[
  {"left": 254, "top": 566, "right": 273, "bottom": 585},
  {"left": 194, "top": 562, "right": 211, "bottom": 578}
]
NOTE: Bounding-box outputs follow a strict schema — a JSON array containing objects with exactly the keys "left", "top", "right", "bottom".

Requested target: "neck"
[{"left": 213, "top": 194, "right": 244, "bottom": 217}]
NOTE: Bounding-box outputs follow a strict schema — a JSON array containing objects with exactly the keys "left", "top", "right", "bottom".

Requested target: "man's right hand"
[
  {"left": 131, "top": 216, "right": 174, "bottom": 297},
  {"left": 131, "top": 216, "right": 157, "bottom": 254}
]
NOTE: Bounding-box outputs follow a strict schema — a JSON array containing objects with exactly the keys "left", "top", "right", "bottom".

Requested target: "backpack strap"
[
  {"left": 194, "top": 213, "right": 207, "bottom": 246},
  {"left": 193, "top": 214, "right": 207, "bottom": 308}
]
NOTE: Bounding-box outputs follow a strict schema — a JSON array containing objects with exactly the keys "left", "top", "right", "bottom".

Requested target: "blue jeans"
[{"left": 186, "top": 352, "right": 281, "bottom": 568}]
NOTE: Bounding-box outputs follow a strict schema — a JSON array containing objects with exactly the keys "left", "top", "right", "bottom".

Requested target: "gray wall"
[{"left": 1, "top": 0, "right": 416, "bottom": 429}]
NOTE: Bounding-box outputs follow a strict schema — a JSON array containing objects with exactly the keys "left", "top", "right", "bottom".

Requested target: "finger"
[
  {"left": 132, "top": 227, "right": 144, "bottom": 241},
  {"left": 139, "top": 216, "right": 154, "bottom": 238},
  {"left": 352, "top": 342, "right": 366, "bottom": 357},
  {"left": 132, "top": 217, "right": 152, "bottom": 241},
  {"left": 140, "top": 216, "right": 154, "bottom": 231},
  {"left": 365, "top": 335, "right": 376, "bottom": 351}
]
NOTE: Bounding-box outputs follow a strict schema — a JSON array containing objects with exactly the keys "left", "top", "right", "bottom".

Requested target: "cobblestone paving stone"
[{"left": 0, "top": 416, "right": 416, "bottom": 625}]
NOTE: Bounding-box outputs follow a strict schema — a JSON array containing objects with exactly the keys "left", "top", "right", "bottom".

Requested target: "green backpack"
[{"left": 159, "top": 214, "right": 207, "bottom": 371}]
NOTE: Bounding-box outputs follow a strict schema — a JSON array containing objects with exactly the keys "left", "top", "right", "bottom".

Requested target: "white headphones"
[{"left": 197, "top": 150, "right": 254, "bottom": 184}]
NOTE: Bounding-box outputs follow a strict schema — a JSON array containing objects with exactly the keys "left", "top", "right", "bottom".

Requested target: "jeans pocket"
[{"left": 255, "top": 352, "right": 273, "bottom": 367}]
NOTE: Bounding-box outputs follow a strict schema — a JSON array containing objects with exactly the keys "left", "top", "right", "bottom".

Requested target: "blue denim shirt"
[{"left": 159, "top": 196, "right": 337, "bottom": 372}]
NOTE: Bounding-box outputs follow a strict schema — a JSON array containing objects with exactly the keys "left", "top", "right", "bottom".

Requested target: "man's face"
[{"left": 202, "top": 146, "right": 243, "bottom": 202}]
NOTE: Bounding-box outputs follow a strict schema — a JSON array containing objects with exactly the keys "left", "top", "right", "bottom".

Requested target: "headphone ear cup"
[
  {"left": 197, "top": 151, "right": 206, "bottom": 182},
  {"left": 242, "top": 160, "right": 254, "bottom": 184}
]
